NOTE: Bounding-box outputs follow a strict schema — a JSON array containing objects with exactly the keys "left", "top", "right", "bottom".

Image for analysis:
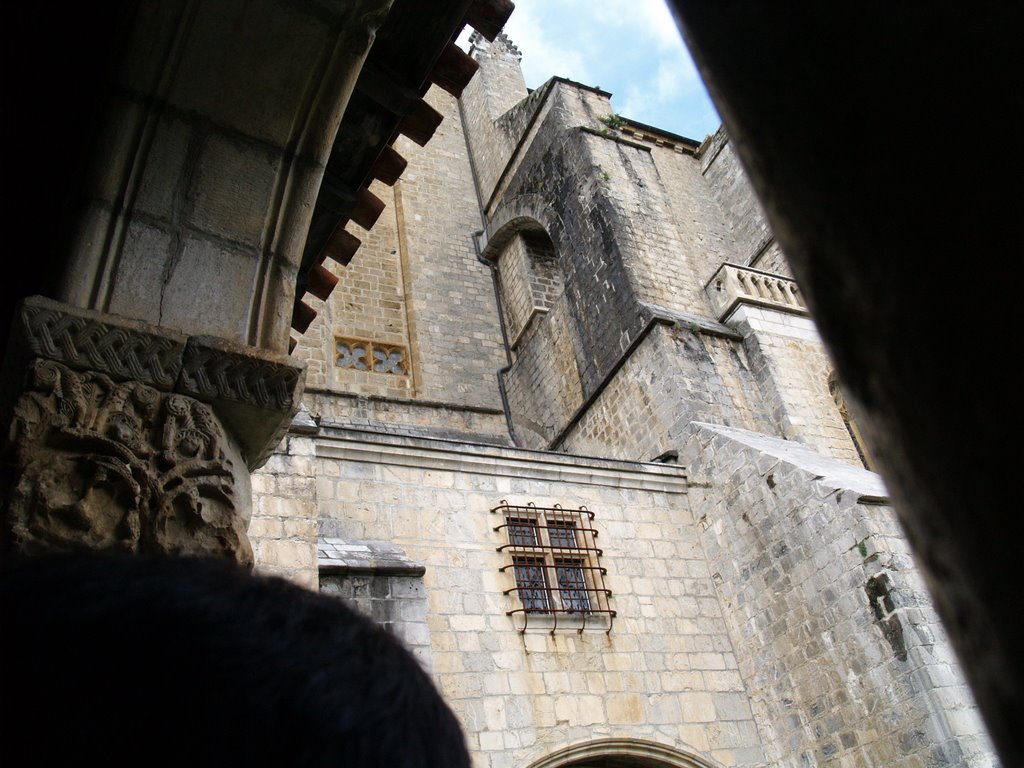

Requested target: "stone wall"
[
  {"left": 249, "top": 433, "right": 319, "bottom": 588},
  {"left": 646, "top": 141, "right": 745, "bottom": 292},
  {"left": 503, "top": 298, "right": 584, "bottom": 449},
  {"left": 495, "top": 231, "right": 563, "bottom": 351},
  {"left": 63, "top": 0, "right": 385, "bottom": 353},
  {"left": 682, "top": 423, "right": 994, "bottom": 767},
  {"left": 396, "top": 87, "right": 508, "bottom": 409},
  {"left": 318, "top": 537, "right": 432, "bottom": 669},
  {"left": 269, "top": 426, "right": 767, "bottom": 768},
  {"left": 561, "top": 324, "right": 777, "bottom": 461},
  {"left": 699, "top": 129, "right": 778, "bottom": 272},
  {"left": 294, "top": 175, "right": 413, "bottom": 398},
  {"left": 461, "top": 34, "right": 530, "bottom": 203},
  {"left": 730, "top": 306, "right": 863, "bottom": 465},
  {"left": 294, "top": 85, "right": 506, "bottom": 412}
]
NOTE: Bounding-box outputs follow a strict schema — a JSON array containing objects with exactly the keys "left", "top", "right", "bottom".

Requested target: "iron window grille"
[{"left": 492, "top": 501, "right": 614, "bottom": 633}]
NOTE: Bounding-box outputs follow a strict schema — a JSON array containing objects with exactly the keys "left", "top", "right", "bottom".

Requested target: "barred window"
[
  {"left": 507, "top": 517, "right": 540, "bottom": 547},
  {"left": 547, "top": 519, "right": 578, "bottom": 549},
  {"left": 493, "top": 501, "right": 614, "bottom": 633}
]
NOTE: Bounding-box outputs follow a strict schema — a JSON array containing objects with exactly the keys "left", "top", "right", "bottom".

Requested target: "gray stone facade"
[{"left": 251, "top": 32, "right": 997, "bottom": 768}]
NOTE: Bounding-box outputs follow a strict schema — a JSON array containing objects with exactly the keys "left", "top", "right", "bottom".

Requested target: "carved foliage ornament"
[{"left": 6, "top": 361, "right": 252, "bottom": 565}]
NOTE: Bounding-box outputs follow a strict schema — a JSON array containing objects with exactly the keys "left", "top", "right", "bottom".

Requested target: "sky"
[{"left": 458, "top": 0, "right": 721, "bottom": 142}]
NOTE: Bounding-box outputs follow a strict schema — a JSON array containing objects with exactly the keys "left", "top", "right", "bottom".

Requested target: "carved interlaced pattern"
[{"left": 335, "top": 337, "right": 407, "bottom": 376}]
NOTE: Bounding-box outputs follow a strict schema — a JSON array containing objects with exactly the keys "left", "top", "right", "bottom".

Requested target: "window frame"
[{"left": 493, "top": 501, "right": 614, "bottom": 633}]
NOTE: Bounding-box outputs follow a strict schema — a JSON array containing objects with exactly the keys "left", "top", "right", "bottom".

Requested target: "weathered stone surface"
[
  {"left": 682, "top": 422, "right": 992, "bottom": 766},
  {"left": 7, "top": 297, "right": 304, "bottom": 471},
  {"left": 251, "top": 25, "right": 995, "bottom": 768},
  {"left": 5, "top": 360, "right": 252, "bottom": 565}
]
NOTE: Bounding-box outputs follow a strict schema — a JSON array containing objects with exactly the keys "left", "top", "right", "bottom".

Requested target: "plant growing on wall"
[{"left": 599, "top": 113, "right": 626, "bottom": 131}]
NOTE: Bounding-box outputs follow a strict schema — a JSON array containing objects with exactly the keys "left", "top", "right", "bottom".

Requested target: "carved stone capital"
[
  {"left": 1, "top": 296, "right": 307, "bottom": 563},
  {"left": 5, "top": 296, "right": 304, "bottom": 469},
  {"left": 5, "top": 360, "right": 253, "bottom": 564}
]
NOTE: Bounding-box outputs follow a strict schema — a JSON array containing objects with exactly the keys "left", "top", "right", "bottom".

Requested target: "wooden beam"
[
  {"left": 306, "top": 263, "right": 339, "bottom": 301},
  {"left": 464, "top": 0, "right": 514, "bottom": 42},
  {"left": 431, "top": 42, "right": 480, "bottom": 97},
  {"left": 323, "top": 226, "right": 361, "bottom": 266},
  {"left": 371, "top": 145, "right": 408, "bottom": 186},
  {"left": 349, "top": 187, "right": 386, "bottom": 230},
  {"left": 398, "top": 99, "right": 443, "bottom": 146},
  {"left": 291, "top": 299, "right": 317, "bottom": 334}
]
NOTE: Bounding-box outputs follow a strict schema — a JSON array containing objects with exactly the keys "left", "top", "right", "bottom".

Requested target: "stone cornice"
[{"left": 314, "top": 426, "right": 688, "bottom": 494}]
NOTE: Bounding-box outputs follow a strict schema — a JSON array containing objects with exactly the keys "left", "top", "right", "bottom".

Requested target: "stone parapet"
[{"left": 705, "top": 263, "right": 807, "bottom": 322}]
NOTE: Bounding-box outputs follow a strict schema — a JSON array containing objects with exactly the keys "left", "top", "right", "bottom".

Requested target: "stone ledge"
[
  {"left": 314, "top": 425, "right": 688, "bottom": 493},
  {"left": 317, "top": 537, "right": 426, "bottom": 576}
]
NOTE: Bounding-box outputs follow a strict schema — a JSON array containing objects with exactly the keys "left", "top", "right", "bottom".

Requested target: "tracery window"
[
  {"left": 335, "top": 337, "right": 408, "bottom": 376},
  {"left": 492, "top": 501, "right": 614, "bottom": 633}
]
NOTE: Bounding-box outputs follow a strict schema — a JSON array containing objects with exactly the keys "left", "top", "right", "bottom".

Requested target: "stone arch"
[
  {"left": 482, "top": 208, "right": 566, "bottom": 353},
  {"left": 482, "top": 194, "right": 566, "bottom": 261},
  {"left": 526, "top": 738, "right": 722, "bottom": 768}
]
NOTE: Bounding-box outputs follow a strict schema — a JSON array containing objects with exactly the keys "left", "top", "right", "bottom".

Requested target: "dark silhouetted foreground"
[{"left": 1, "top": 552, "right": 470, "bottom": 767}]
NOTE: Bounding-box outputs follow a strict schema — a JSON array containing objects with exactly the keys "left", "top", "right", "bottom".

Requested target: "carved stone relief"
[{"left": 5, "top": 360, "right": 253, "bottom": 565}]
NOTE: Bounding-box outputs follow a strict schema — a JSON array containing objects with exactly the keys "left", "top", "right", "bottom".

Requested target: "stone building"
[
  {"left": 1, "top": 2, "right": 1009, "bottom": 767},
  {"left": 252, "top": 32, "right": 996, "bottom": 768}
]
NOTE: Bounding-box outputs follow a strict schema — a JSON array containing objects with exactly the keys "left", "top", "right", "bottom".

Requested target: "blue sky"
[{"left": 459, "top": 0, "right": 721, "bottom": 142}]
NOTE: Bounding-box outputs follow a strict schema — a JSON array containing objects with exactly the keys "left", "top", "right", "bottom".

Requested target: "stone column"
[{"left": 1, "top": 296, "right": 304, "bottom": 566}]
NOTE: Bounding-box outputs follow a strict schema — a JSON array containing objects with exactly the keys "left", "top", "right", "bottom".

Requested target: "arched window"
[{"left": 495, "top": 227, "right": 564, "bottom": 352}]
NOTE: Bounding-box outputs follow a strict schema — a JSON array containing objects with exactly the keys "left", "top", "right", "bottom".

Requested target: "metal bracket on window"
[{"left": 492, "top": 501, "right": 615, "bottom": 634}]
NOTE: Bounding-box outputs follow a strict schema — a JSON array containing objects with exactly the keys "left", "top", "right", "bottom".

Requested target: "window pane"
[
  {"left": 513, "top": 557, "right": 550, "bottom": 612},
  {"left": 556, "top": 560, "right": 591, "bottom": 612},
  {"left": 507, "top": 517, "right": 539, "bottom": 546},
  {"left": 548, "top": 520, "right": 577, "bottom": 549}
]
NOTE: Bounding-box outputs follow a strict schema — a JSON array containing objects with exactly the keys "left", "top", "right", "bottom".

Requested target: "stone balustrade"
[{"left": 705, "top": 263, "right": 808, "bottom": 321}]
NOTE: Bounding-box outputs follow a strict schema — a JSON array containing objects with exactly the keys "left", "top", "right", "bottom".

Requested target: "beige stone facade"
[{"left": 251, "top": 33, "right": 996, "bottom": 768}]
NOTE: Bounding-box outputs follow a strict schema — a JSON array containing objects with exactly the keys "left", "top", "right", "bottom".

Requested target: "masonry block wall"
[
  {"left": 294, "top": 176, "right": 413, "bottom": 398},
  {"left": 396, "top": 87, "right": 507, "bottom": 410},
  {"left": 249, "top": 434, "right": 319, "bottom": 588},
  {"left": 63, "top": 0, "right": 380, "bottom": 352},
  {"left": 560, "top": 325, "right": 778, "bottom": 461},
  {"left": 320, "top": 569, "right": 431, "bottom": 667},
  {"left": 295, "top": 84, "right": 506, "bottom": 421},
  {"left": 247, "top": 30, "right": 996, "bottom": 768},
  {"left": 730, "top": 306, "right": 863, "bottom": 464},
  {"left": 461, "top": 34, "right": 531, "bottom": 202},
  {"left": 699, "top": 130, "right": 790, "bottom": 276},
  {"left": 503, "top": 298, "right": 584, "bottom": 449},
  {"left": 495, "top": 231, "right": 563, "bottom": 351},
  {"left": 682, "top": 423, "right": 993, "bottom": 767},
  {"left": 307, "top": 428, "right": 767, "bottom": 768},
  {"left": 644, "top": 141, "right": 746, "bottom": 287}
]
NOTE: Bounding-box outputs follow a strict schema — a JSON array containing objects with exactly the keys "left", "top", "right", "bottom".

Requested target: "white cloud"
[
  {"left": 502, "top": 4, "right": 594, "bottom": 88},
  {"left": 458, "top": 0, "right": 720, "bottom": 138}
]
